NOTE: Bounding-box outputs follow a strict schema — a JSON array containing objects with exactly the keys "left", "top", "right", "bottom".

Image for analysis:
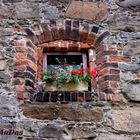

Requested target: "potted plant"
[{"left": 42, "top": 58, "right": 99, "bottom": 91}]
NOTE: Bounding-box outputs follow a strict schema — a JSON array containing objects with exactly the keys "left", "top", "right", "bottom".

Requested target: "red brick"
[
  {"left": 101, "top": 63, "right": 118, "bottom": 69},
  {"left": 69, "top": 41, "right": 79, "bottom": 51},
  {"left": 80, "top": 26, "right": 89, "bottom": 43},
  {"left": 110, "top": 69, "right": 120, "bottom": 74},
  {"left": 65, "top": 20, "right": 72, "bottom": 40},
  {"left": 86, "top": 33, "right": 96, "bottom": 45},
  {"left": 98, "top": 75, "right": 120, "bottom": 83},
  {"left": 37, "top": 47, "right": 43, "bottom": 79},
  {"left": 78, "top": 92, "right": 84, "bottom": 102},
  {"left": 15, "top": 52, "right": 27, "bottom": 59},
  {"left": 13, "top": 78, "right": 25, "bottom": 85},
  {"left": 96, "top": 56, "right": 107, "bottom": 65},
  {"left": 27, "top": 54, "right": 36, "bottom": 63},
  {"left": 26, "top": 41, "right": 37, "bottom": 51},
  {"left": 58, "top": 27, "right": 65, "bottom": 40},
  {"left": 26, "top": 86, "right": 34, "bottom": 94},
  {"left": 85, "top": 92, "right": 92, "bottom": 101},
  {"left": 110, "top": 81, "right": 119, "bottom": 89},
  {"left": 14, "top": 65, "right": 26, "bottom": 71},
  {"left": 43, "top": 24, "right": 53, "bottom": 42},
  {"left": 15, "top": 85, "right": 26, "bottom": 92},
  {"left": 14, "top": 40, "right": 26, "bottom": 47},
  {"left": 51, "top": 26, "right": 59, "bottom": 41},
  {"left": 109, "top": 75, "right": 120, "bottom": 81},
  {"left": 95, "top": 44, "right": 105, "bottom": 54},
  {"left": 121, "top": 70, "right": 128, "bottom": 73},
  {"left": 92, "top": 78, "right": 97, "bottom": 89},
  {"left": 99, "top": 68, "right": 110, "bottom": 77},
  {"left": 27, "top": 47, "right": 37, "bottom": 58},
  {"left": 99, "top": 92, "right": 106, "bottom": 101},
  {"left": 72, "top": 92, "right": 78, "bottom": 101},
  {"left": 15, "top": 47, "right": 27, "bottom": 53},
  {"left": 36, "top": 33, "right": 43, "bottom": 44},
  {"left": 48, "top": 41, "right": 58, "bottom": 51},
  {"left": 106, "top": 45, "right": 117, "bottom": 51},
  {"left": 27, "top": 60, "right": 37, "bottom": 72},
  {"left": 80, "top": 43, "right": 91, "bottom": 51},
  {"left": 106, "top": 94, "right": 112, "bottom": 101},
  {"left": 59, "top": 40, "right": 68, "bottom": 51},
  {"left": 15, "top": 59, "right": 28, "bottom": 66},
  {"left": 17, "top": 92, "right": 29, "bottom": 100},
  {"left": 117, "top": 44, "right": 124, "bottom": 50},
  {"left": 111, "top": 94, "right": 125, "bottom": 103},
  {"left": 99, "top": 81, "right": 110, "bottom": 90},
  {"left": 71, "top": 21, "right": 80, "bottom": 41},
  {"left": 102, "top": 88, "right": 115, "bottom": 94}
]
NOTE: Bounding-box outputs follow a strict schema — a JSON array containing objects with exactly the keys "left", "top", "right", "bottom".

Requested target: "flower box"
[{"left": 43, "top": 81, "right": 88, "bottom": 91}]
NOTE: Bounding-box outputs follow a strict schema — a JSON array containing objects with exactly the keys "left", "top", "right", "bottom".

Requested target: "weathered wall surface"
[{"left": 0, "top": 0, "right": 140, "bottom": 139}]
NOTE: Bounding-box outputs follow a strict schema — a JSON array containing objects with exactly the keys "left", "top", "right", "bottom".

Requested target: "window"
[{"left": 43, "top": 52, "right": 87, "bottom": 72}]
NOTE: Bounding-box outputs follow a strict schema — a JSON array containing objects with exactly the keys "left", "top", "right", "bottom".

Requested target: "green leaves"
[{"left": 42, "top": 58, "right": 99, "bottom": 88}]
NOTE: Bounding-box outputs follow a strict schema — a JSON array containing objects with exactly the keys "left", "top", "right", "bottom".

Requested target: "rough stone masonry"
[{"left": 0, "top": 0, "right": 140, "bottom": 140}]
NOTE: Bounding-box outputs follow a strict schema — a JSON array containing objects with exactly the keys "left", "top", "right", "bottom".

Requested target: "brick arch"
[
  {"left": 29, "top": 19, "right": 99, "bottom": 45},
  {"left": 14, "top": 19, "right": 117, "bottom": 102}
]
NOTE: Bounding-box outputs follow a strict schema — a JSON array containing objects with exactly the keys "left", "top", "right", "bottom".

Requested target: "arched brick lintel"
[{"left": 25, "top": 19, "right": 99, "bottom": 46}]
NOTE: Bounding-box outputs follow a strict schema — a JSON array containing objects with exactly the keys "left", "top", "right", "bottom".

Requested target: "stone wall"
[{"left": 0, "top": 0, "right": 140, "bottom": 139}]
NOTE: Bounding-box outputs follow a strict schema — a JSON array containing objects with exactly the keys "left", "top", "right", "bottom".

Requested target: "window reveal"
[{"left": 42, "top": 52, "right": 91, "bottom": 91}]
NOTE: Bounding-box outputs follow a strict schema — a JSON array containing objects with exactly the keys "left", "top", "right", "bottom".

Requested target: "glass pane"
[{"left": 47, "top": 54, "right": 83, "bottom": 71}]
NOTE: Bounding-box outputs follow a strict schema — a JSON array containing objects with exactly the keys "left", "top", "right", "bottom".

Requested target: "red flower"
[
  {"left": 71, "top": 70, "right": 77, "bottom": 75},
  {"left": 90, "top": 70, "right": 97, "bottom": 78},
  {"left": 94, "top": 67, "right": 99, "bottom": 71},
  {"left": 85, "top": 67, "right": 90, "bottom": 73},
  {"left": 78, "top": 68, "right": 83, "bottom": 76}
]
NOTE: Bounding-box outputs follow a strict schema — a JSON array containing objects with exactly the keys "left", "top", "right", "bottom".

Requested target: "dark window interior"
[{"left": 46, "top": 54, "right": 83, "bottom": 71}]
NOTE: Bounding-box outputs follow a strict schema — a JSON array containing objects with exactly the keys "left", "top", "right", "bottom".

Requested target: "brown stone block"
[{"left": 65, "top": 1, "right": 107, "bottom": 21}]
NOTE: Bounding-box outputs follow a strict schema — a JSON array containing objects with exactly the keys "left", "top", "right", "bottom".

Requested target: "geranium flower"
[
  {"left": 90, "top": 70, "right": 97, "bottom": 78},
  {"left": 71, "top": 70, "right": 77, "bottom": 75},
  {"left": 94, "top": 67, "right": 99, "bottom": 71},
  {"left": 77, "top": 68, "right": 83, "bottom": 76},
  {"left": 85, "top": 67, "right": 90, "bottom": 73}
]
